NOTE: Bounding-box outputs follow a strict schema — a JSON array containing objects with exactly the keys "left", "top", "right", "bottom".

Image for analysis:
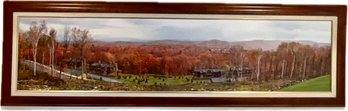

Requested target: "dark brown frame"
[{"left": 1, "top": 1, "right": 346, "bottom": 107}]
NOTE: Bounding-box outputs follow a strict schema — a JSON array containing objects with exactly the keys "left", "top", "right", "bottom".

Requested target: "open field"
[
  {"left": 115, "top": 74, "right": 202, "bottom": 86},
  {"left": 280, "top": 75, "right": 331, "bottom": 91},
  {"left": 18, "top": 63, "right": 329, "bottom": 91},
  {"left": 18, "top": 65, "right": 297, "bottom": 91}
]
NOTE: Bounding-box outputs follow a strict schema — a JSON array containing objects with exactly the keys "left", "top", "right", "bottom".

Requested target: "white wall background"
[{"left": 0, "top": 0, "right": 347, "bottom": 111}]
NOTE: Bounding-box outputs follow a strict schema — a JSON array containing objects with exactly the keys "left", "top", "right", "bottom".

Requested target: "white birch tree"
[
  {"left": 25, "top": 21, "right": 48, "bottom": 76},
  {"left": 256, "top": 54, "right": 263, "bottom": 81},
  {"left": 48, "top": 29, "right": 57, "bottom": 77}
]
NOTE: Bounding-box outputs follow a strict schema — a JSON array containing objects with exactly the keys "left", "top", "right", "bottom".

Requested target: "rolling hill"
[
  {"left": 280, "top": 75, "right": 331, "bottom": 91},
  {"left": 94, "top": 39, "right": 330, "bottom": 50}
]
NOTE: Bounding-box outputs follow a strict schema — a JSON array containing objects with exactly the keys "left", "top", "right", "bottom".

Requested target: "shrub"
[{"left": 18, "top": 68, "right": 32, "bottom": 80}]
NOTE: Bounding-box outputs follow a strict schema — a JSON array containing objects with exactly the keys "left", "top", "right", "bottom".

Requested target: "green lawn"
[{"left": 281, "top": 75, "right": 331, "bottom": 91}]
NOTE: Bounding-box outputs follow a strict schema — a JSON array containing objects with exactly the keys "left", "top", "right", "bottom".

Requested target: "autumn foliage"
[{"left": 18, "top": 21, "right": 331, "bottom": 82}]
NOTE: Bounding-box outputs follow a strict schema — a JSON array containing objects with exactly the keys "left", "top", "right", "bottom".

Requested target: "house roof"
[
  {"left": 91, "top": 63, "right": 113, "bottom": 68},
  {"left": 193, "top": 68, "right": 226, "bottom": 73},
  {"left": 230, "top": 66, "right": 252, "bottom": 71}
]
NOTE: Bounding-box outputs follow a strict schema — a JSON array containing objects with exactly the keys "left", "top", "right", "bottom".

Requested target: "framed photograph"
[{"left": 1, "top": 1, "right": 346, "bottom": 106}]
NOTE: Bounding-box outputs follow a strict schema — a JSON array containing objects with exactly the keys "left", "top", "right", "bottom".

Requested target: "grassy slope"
[
  {"left": 116, "top": 74, "right": 202, "bottom": 86},
  {"left": 281, "top": 75, "right": 331, "bottom": 91}
]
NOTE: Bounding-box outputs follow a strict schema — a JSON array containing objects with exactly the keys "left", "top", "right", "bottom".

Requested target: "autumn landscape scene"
[{"left": 17, "top": 17, "right": 332, "bottom": 91}]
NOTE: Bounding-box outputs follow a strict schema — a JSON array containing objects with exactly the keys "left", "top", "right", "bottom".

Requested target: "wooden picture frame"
[{"left": 1, "top": 1, "right": 346, "bottom": 107}]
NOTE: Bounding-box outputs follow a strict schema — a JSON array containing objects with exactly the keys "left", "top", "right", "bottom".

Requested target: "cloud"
[
  {"left": 19, "top": 17, "right": 331, "bottom": 43},
  {"left": 154, "top": 25, "right": 223, "bottom": 41},
  {"left": 270, "top": 21, "right": 331, "bottom": 43}
]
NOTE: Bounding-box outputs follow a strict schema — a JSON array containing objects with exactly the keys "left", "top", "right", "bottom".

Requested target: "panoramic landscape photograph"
[{"left": 16, "top": 17, "right": 332, "bottom": 92}]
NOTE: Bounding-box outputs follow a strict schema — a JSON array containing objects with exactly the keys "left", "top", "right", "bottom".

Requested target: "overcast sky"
[{"left": 19, "top": 17, "right": 331, "bottom": 43}]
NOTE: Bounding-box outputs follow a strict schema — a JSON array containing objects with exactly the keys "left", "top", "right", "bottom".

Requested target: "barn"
[
  {"left": 90, "top": 62, "right": 114, "bottom": 74},
  {"left": 193, "top": 68, "right": 226, "bottom": 79},
  {"left": 192, "top": 66, "right": 253, "bottom": 82}
]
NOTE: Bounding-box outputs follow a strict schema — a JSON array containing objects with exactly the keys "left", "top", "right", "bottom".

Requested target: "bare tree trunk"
[
  {"left": 33, "top": 45, "right": 37, "bottom": 76},
  {"left": 303, "top": 57, "right": 307, "bottom": 79},
  {"left": 115, "top": 63, "right": 118, "bottom": 76},
  {"left": 33, "top": 40, "right": 39, "bottom": 76},
  {"left": 52, "top": 41, "right": 55, "bottom": 78},
  {"left": 51, "top": 48, "right": 54, "bottom": 77},
  {"left": 80, "top": 48, "right": 84, "bottom": 76},
  {"left": 319, "top": 59, "right": 324, "bottom": 75},
  {"left": 49, "top": 48, "right": 52, "bottom": 76},
  {"left": 268, "top": 56, "right": 273, "bottom": 81},
  {"left": 256, "top": 55, "right": 263, "bottom": 81},
  {"left": 239, "top": 53, "right": 244, "bottom": 80},
  {"left": 82, "top": 59, "right": 86, "bottom": 80},
  {"left": 59, "top": 59, "right": 62, "bottom": 78},
  {"left": 290, "top": 56, "right": 296, "bottom": 79},
  {"left": 281, "top": 60, "right": 285, "bottom": 79}
]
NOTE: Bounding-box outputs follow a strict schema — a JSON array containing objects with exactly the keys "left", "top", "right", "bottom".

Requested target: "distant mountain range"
[
  {"left": 93, "top": 39, "right": 330, "bottom": 50},
  {"left": 229, "top": 40, "right": 330, "bottom": 50}
]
